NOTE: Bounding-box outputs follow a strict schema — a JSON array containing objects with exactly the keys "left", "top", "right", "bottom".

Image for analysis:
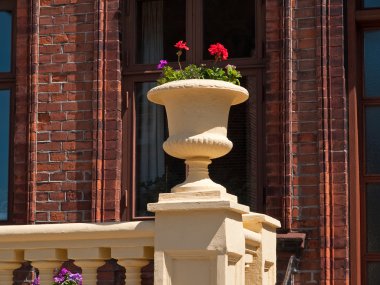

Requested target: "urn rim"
[{"left": 147, "top": 79, "right": 249, "bottom": 106}]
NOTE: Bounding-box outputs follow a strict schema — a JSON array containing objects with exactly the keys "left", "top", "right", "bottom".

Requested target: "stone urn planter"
[{"left": 147, "top": 79, "right": 249, "bottom": 194}]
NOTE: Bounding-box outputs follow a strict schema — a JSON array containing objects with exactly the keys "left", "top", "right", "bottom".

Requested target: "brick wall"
[
  {"left": 25, "top": 0, "right": 123, "bottom": 224},
  {"left": 265, "top": 0, "right": 349, "bottom": 284},
  {"left": 31, "top": 0, "right": 96, "bottom": 223},
  {"left": 13, "top": 0, "right": 129, "bottom": 281}
]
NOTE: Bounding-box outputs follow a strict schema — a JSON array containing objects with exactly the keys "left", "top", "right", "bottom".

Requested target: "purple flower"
[
  {"left": 157, "top": 59, "right": 168, "bottom": 69},
  {"left": 69, "top": 273, "right": 83, "bottom": 285},
  {"left": 32, "top": 276, "right": 40, "bottom": 285},
  {"left": 60, "top": 268, "right": 70, "bottom": 275},
  {"left": 53, "top": 275, "right": 65, "bottom": 283},
  {"left": 53, "top": 268, "right": 82, "bottom": 285}
]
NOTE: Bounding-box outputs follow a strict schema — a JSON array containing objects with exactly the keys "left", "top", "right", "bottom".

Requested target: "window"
[
  {"left": 0, "top": 1, "right": 15, "bottom": 222},
  {"left": 364, "top": 0, "right": 380, "bottom": 8},
  {"left": 361, "top": 30, "right": 380, "bottom": 284},
  {"left": 0, "top": 89, "right": 11, "bottom": 221},
  {"left": 122, "top": 0, "right": 264, "bottom": 219},
  {"left": 348, "top": 1, "right": 380, "bottom": 283}
]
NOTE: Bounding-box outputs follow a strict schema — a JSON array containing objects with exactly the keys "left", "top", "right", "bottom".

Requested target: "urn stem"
[
  {"left": 172, "top": 157, "right": 226, "bottom": 193},
  {"left": 185, "top": 158, "right": 211, "bottom": 182}
]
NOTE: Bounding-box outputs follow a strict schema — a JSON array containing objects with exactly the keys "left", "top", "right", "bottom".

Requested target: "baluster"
[
  {"left": 118, "top": 259, "right": 149, "bottom": 285},
  {"left": 32, "top": 261, "right": 63, "bottom": 284},
  {"left": 68, "top": 248, "right": 110, "bottom": 285},
  {"left": 111, "top": 246, "right": 153, "bottom": 285},
  {"left": 25, "top": 249, "right": 66, "bottom": 285},
  {"left": 0, "top": 250, "right": 23, "bottom": 284},
  {"left": 0, "top": 262, "right": 22, "bottom": 284},
  {"left": 73, "top": 260, "right": 104, "bottom": 284}
]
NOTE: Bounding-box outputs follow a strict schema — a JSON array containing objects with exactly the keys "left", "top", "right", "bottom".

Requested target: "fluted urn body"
[{"left": 147, "top": 79, "right": 249, "bottom": 193}]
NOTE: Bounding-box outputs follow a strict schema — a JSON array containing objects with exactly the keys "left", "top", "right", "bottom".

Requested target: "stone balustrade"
[
  {"left": 0, "top": 213, "right": 279, "bottom": 285},
  {"left": 244, "top": 213, "right": 281, "bottom": 285},
  {"left": 0, "top": 221, "right": 154, "bottom": 285}
]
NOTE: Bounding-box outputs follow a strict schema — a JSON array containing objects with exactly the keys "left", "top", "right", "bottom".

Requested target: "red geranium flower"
[
  {"left": 208, "top": 43, "right": 228, "bottom": 61},
  {"left": 174, "top": 40, "right": 190, "bottom": 51}
]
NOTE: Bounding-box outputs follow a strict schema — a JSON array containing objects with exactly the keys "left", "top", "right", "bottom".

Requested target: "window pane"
[
  {"left": 210, "top": 77, "right": 250, "bottom": 205},
  {"left": 203, "top": 0, "right": 255, "bottom": 60},
  {"left": 0, "top": 11, "right": 12, "bottom": 73},
  {"left": 135, "top": 82, "right": 184, "bottom": 217},
  {"left": 364, "top": 30, "right": 380, "bottom": 97},
  {"left": 364, "top": 0, "right": 380, "bottom": 8},
  {"left": 366, "top": 184, "right": 380, "bottom": 252},
  {"left": 365, "top": 106, "right": 380, "bottom": 174},
  {"left": 211, "top": 96, "right": 248, "bottom": 203},
  {"left": 0, "top": 90, "right": 10, "bottom": 221},
  {"left": 368, "top": 263, "right": 380, "bottom": 284},
  {"left": 136, "top": 0, "right": 186, "bottom": 64}
]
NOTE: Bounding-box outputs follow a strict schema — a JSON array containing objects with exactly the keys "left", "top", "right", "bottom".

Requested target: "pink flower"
[{"left": 208, "top": 43, "right": 228, "bottom": 61}]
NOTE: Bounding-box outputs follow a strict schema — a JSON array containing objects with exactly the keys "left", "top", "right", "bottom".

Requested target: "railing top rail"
[
  {"left": 243, "top": 213, "right": 281, "bottom": 232},
  {"left": 0, "top": 221, "right": 155, "bottom": 243},
  {"left": 244, "top": 228, "right": 261, "bottom": 247}
]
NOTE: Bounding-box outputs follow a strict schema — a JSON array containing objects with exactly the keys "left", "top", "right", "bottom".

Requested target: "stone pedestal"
[
  {"left": 147, "top": 79, "right": 280, "bottom": 285},
  {"left": 148, "top": 191, "right": 250, "bottom": 285}
]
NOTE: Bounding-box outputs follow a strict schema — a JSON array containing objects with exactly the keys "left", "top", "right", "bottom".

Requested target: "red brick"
[
  {"left": 53, "top": 34, "right": 69, "bottom": 43},
  {"left": 36, "top": 202, "right": 60, "bottom": 211},
  {"left": 50, "top": 212, "right": 65, "bottom": 222}
]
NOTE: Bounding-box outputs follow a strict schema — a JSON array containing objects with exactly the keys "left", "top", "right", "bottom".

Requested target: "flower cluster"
[
  {"left": 31, "top": 268, "right": 82, "bottom": 285},
  {"left": 53, "top": 268, "right": 82, "bottom": 285},
  {"left": 157, "top": 40, "right": 241, "bottom": 86},
  {"left": 174, "top": 40, "right": 189, "bottom": 51},
  {"left": 208, "top": 43, "right": 228, "bottom": 61}
]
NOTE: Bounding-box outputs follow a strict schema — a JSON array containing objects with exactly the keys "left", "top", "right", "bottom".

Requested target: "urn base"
[{"left": 171, "top": 157, "right": 227, "bottom": 194}]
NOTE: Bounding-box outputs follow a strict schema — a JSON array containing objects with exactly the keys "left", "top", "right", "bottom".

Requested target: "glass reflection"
[
  {"left": 0, "top": 89, "right": 10, "bottom": 221},
  {"left": 365, "top": 106, "right": 380, "bottom": 174},
  {"left": 134, "top": 82, "right": 184, "bottom": 217},
  {"left": 210, "top": 77, "right": 250, "bottom": 205},
  {"left": 368, "top": 262, "right": 380, "bottom": 285},
  {"left": 203, "top": 0, "right": 255, "bottom": 59},
  {"left": 367, "top": 184, "right": 380, "bottom": 252},
  {"left": 364, "top": 0, "right": 380, "bottom": 8},
  {"left": 0, "top": 11, "right": 12, "bottom": 73},
  {"left": 364, "top": 30, "right": 380, "bottom": 97},
  {"left": 136, "top": 0, "right": 186, "bottom": 64}
]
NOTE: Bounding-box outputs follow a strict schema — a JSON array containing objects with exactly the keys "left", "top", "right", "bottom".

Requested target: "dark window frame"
[
  {"left": 121, "top": 0, "right": 265, "bottom": 220},
  {"left": 0, "top": 0, "right": 16, "bottom": 224}
]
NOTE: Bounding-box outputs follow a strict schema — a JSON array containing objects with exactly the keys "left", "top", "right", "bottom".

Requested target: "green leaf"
[{"left": 157, "top": 63, "right": 242, "bottom": 86}]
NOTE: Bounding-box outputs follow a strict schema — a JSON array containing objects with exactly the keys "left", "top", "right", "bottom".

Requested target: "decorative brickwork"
[
  {"left": 265, "top": 0, "right": 348, "bottom": 284},
  {"left": 91, "top": 0, "right": 123, "bottom": 223},
  {"left": 316, "top": 2, "right": 349, "bottom": 284},
  {"left": 26, "top": 0, "right": 122, "bottom": 224},
  {"left": 29, "top": 0, "right": 96, "bottom": 223}
]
